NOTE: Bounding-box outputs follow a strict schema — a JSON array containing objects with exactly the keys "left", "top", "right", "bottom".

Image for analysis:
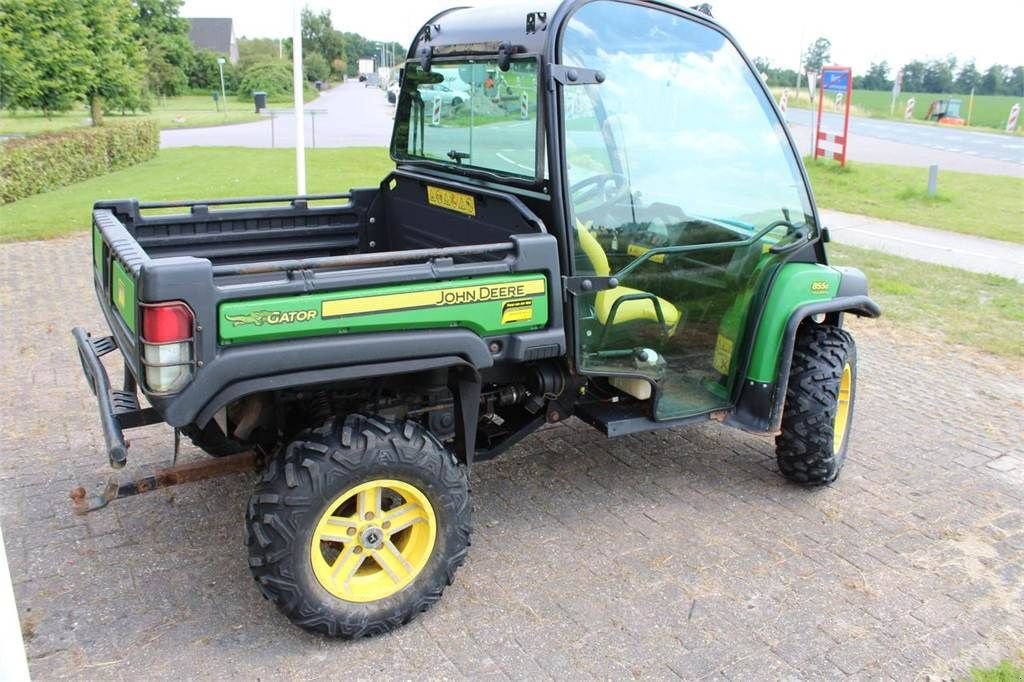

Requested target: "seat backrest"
[{"left": 575, "top": 219, "right": 610, "bottom": 276}]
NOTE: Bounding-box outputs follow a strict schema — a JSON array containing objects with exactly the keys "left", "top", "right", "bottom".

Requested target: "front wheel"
[
  {"left": 775, "top": 323, "right": 857, "bottom": 486},
  {"left": 246, "top": 414, "right": 471, "bottom": 637}
]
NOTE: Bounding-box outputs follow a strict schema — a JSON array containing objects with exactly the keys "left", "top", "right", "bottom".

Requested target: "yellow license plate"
[{"left": 426, "top": 186, "right": 476, "bottom": 216}]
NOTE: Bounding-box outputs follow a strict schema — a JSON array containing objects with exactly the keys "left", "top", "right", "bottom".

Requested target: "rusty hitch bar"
[{"left": 70, "top": 450, "right": 259, "bottom": 515}]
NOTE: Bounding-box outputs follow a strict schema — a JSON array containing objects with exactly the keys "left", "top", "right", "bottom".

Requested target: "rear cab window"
[{"left": 393, "top": 59, "right": 541, "bottom": 180}]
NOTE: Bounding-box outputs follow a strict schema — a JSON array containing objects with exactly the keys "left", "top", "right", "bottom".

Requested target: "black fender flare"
[
  {"left": 154, "top": 328, "right": 492, "bottom": 428},
  {"left": 727, "top": 293, "right": 880, "bottom": 434}
]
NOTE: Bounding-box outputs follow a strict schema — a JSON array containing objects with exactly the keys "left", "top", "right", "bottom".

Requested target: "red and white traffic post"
[
  {"left": 1008, "top": 103, "right": 1021, "bottom": 133},
  {"left": 814, "top": 66, "right": 852, "bottom": 167}
]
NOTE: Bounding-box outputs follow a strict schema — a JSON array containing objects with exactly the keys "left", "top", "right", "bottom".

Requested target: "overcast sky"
[{"left": 181, "top": 0, "right": 1024, "bottom": 74}]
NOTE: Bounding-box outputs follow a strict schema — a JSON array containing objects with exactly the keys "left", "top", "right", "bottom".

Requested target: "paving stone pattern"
[{"left": 1, "top": 236, "right": 1022, "bottom": 680}]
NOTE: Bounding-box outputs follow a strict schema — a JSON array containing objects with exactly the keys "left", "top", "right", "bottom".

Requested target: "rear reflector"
[{"left": 142, "top": 303, "right": 193, "bottom": 343}]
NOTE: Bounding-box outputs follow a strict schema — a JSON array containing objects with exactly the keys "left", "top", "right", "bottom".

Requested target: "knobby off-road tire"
[
  {"left": 246, "top": 414, "right": 471, "bottom": 637},
  {"left": 775, "top": 323, "right": 857, "bottom": 486}
]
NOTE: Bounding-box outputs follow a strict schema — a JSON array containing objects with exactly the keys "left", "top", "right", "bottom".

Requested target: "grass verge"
[
  {"left": 804, "top": 158, "right": 1024, "bottom": 243},
  {"left": 772, "top": 87, "right": 1023, "bottom": 134},
  {"left": 0, "top": 147, "right": 393, "bottom": 242},
  {"left": 830, "top": 243, "right": 1024, "bottom": 359},
  {"left": 969, "top": 658, "right": 1024, "bottom": 682}
]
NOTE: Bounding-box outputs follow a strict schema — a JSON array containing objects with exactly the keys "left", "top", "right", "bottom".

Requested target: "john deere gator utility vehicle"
[{"left": 73, "top": 0, "right": 879, "bottom": 637}]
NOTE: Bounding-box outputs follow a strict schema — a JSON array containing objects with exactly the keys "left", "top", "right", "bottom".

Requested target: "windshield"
[
  {"left": 562, "top": 3, "right": 814, "bottom": 235},
  {"left": 393, "top": 59, "right": 540, "bottom": 179}
]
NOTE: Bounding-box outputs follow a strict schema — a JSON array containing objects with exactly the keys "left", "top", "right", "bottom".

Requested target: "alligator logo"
[
  {"left": 225, "top": 311, "right": 274, "bottom": 326},
  {"left": 224, "top": 309, "right": 318, "bottom": 327}
]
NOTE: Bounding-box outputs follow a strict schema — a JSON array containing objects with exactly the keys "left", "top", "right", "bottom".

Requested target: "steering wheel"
[{"left": 569, "top": 172, "right": 631, "bottom": 214}]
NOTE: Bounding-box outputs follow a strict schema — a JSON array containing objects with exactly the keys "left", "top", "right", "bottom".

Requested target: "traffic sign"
[
  {"left": 779, "top": 88, "right": 789, "bottom": 114},
  {"left": 1008, "top": 103, "right": 1020, "bottom": 132},
  {"left": 904, "top": 98, "right": 916, "bottom": 120},
  {"left": 821, "top": 68, "right": 849, "bottom": 93},
  {"left": 814, "top": 66, "right": 853, "bottom": 166},
  {"left": 520, "top": 92, "right": 529, "bottom": 120}
]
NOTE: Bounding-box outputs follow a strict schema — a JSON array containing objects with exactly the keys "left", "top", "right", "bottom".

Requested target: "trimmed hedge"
[{"left": 0, "top": 119, "right": 159, "bottom": 204}]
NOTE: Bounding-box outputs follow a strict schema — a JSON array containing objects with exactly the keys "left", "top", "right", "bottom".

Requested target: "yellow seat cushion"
[
  {"left": 596, "top": 286, "right": 681, "bottom": 330},
  {"left": 576, "top": 218, "right": 680, "bottom": 332}
]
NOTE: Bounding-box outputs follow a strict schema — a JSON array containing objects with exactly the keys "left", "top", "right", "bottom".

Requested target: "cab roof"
[{"left": 406, "top": 0, "right": 719, "bottom": 62}]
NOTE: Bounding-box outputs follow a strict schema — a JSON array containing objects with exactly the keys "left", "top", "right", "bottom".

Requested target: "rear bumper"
[{"left": 72, "top": 327, "right": 163, "bottom": 468}]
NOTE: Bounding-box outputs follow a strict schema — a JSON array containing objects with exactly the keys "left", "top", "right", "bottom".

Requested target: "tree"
[
  {"left": 188, "top": 49, "right": 238, "bottom": 92},
  {"left": 304, "top": 53, "right": 330, "bottom": 83},
  {"left": 82, "top": 0, "right": 147, "bottom": 124},
  {"left": 237, "top": 37, "right": 282, "bottom": 70},
  {"left": 1008, "top": 66, "right": 1024, "bottom": 97},
  {"left": 0, "top": 0, "right": 93, "bottom": 115},
  {"left": 301, "top": 8, "right": 345, "bottom": 65},
  {"left": 921, "top": 57, "right": 955, "bottom": 93},
  {"left": 954, "top": 61, "right": 981, "bottom": 94},
  {"left": 979, "top": 64, "right": 1007, "bottom": 95},
  {"left": 900, "top": 60, "right": 926, "bottom": 93},
  {"left": 860, "top": 61, "right": 891, "bottom": 91},
  {"left": 136, "top": 0, "right": 193, "bottom": 96},
  {"left": 802, "top": 37, "right": 831, "bottom": 73}
]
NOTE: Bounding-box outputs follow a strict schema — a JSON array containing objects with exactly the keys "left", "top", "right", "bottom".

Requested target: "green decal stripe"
[
  {"left": 111, "top": 260, "right": 137, "bottom": 333},
  {"left": 746, "top": 263, "right": 840, "bottom": 383},
  {"left": 93, "top": 225, "right": 103, "bottom": 273},
  {"left": 219, "top": 273, "right": 549, "bottom": 344}
]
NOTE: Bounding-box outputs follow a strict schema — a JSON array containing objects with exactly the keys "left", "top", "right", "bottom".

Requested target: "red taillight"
[
  {"left": 142, "top": 302, "right": 193, "bottom": 343},
  {"left": 140, "top": 302, "right": 195, "bottom": 394}
]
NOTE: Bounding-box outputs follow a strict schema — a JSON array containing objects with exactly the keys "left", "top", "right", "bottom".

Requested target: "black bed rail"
[
  {"left": 137, "top": 192, "right": 353, "bottom": 210},
  {"left": 211, "top": 242, "right": 516, "bottom": 276}
]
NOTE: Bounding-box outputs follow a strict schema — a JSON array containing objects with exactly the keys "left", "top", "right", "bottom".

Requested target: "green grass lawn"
[
  {"left": 773, "top": 87, "right": 1023, "bottom": 133},
  {"left": 804, "top": 158, "right": 1024, "bottom": 243},
  {"left": 0, "top": 96, "right": 261, "bottom": 135},
  {"left": 0, "top": 90, "right": 322, "bottom": 136},
  {"left": 0, "top": 147, "right": 393, "bottom": 242},
  {"left": 970, "top": 657, "right": 1024, "bottom": 682},
  {"left": 830, "top": 243, "right": 1024, "bottom": 358}
]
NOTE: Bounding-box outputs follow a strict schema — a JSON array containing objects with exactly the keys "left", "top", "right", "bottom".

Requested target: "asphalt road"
[
  {"left": 786, "top": 109, "right": 1023, "bottom": 177},
  {"left": 164, "top": 81, "right": 1023, "bottom": 177},
  {"left": 161, "top": 81, "right": 394, "bottom": 149}
]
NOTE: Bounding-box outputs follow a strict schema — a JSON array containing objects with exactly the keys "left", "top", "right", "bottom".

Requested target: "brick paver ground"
[{"left": 1, "top": 235, "right": 1022, "bottom": 680}]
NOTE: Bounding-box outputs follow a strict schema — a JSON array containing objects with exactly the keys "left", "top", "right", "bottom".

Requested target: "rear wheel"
[
  {"left": 246, "top": 414, "right": 471, "bottom": 637},
  {"left": 775, "top": 323, "right": 857, "bottom": 486}
]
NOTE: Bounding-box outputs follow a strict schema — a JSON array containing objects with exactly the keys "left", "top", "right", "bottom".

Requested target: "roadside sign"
[
  {"left": 431, "top": 95, "right": 442, "bottom": 126},
  {"left": 904, "top": 98, "right": 916, "bottom": 120},
  {"left": 779, "top": 88, "right": 789, "bottom": 114},
  {"left": 520, "top": 92, "right": 529, "bottom": 120},
  {"left": 890, "top": 70, "right": 902, "bottom": 115},
  {"left": 814, "top": 66, "right": 853, "bottom": 166},
  {"left": 834, "top": 92, "right": 844, "bottom": 112},
  {"left": 1008, "top": 103, "right": 1020, "bottom": 132},
  {"left": 806, "top": 71, "right": 817, "bottom": 103},
  {"left": 821, "top": 69, "right": 849, "bottom": 93}
]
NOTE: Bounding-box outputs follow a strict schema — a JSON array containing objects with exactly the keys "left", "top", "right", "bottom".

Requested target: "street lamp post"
[{"left": 216, "top": 57, "right": 228, "bottom": 116}]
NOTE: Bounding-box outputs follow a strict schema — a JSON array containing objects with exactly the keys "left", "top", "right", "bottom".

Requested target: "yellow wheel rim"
[
  {"left": 310, "top": 479, "right": 436, "bottom": 603},
  {"left": 833, "top": 362, "right": 853, "bottom": 454}
]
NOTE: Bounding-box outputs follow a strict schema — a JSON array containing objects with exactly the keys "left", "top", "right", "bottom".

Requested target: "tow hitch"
[{"left": 70, "top": 450, "right": 259, "bottom": 515}]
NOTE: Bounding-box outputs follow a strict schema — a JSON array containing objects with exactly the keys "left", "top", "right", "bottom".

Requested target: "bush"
[
  {"left": 237, "top": 61, "right": 293, "bottom": 100},
  {"left": 0, "top": 119, "right": 158, "bottom": 204}
]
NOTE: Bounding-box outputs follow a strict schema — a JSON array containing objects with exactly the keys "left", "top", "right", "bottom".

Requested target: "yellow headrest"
[{"left": 575, "top": 218, "right": 610, "bottom": 276}]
